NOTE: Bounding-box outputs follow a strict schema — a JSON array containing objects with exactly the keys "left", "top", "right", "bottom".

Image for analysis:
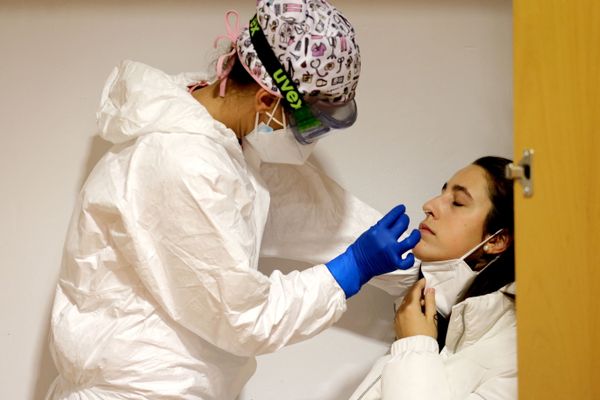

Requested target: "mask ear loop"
[
  {"left": 461, "top": 228, "right": 505, "bottom": 260},
  {"left": 254, "top": 98, "right": 283, "bottom": 132},
  {"left": 477, "top": 254, "right": 501, "bottom": 273},
  {"left": 265, "top": 98, "right": 285, "bottom": 128},
  {"left": 461, "top": 228, "right": 505, "bottom": 272}
]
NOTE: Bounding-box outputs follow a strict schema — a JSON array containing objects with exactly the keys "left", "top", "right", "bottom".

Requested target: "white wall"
[{"left": 0, "top": 1, "right": 512, "bottom": 399}]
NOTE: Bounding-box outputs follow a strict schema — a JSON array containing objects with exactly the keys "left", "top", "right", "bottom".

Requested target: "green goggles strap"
[{"left": 248, "top": 15, "right": 323, "bottom": 134}]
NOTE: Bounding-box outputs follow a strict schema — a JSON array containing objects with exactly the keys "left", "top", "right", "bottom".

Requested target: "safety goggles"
[
  {"left": 248, "top": 14, "right": 357, "bottom": 144},
  {"left": 287, "top": 98, "right": 357, "bottom": 144}
]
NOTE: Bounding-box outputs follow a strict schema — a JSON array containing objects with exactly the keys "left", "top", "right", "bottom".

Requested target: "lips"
[{"left": 419, "top": 223, "right": 435, "bottom": 235}]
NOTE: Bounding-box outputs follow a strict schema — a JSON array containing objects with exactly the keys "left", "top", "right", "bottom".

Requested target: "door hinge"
[{"left": 505, "top": 149, "right": 534, "bottom": 198}]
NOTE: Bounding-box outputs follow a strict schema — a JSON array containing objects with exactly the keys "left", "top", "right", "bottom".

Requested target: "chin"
[
  {"left": 413, "top": 243, "right": 447, "bottom": 262},
  {"left": 413, "top": 245, "right": 431, "bottom": 262}
]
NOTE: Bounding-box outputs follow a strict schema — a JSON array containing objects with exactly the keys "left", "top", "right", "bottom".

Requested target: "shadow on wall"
[
  {"left": 32, "top": 298, "right": 57, "bottom": 400},
  {"left": 78, "top": 134, "right": 114, "bottom": 191}
]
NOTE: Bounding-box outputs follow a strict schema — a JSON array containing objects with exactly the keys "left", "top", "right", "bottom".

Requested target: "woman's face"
[{"left": 413, "top": 164, "right": 493, "bottom": 262}]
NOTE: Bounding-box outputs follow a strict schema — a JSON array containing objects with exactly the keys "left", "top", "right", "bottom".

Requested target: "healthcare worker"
[{"left": 46, "top": 1, "right": 420, "bottom": 399}]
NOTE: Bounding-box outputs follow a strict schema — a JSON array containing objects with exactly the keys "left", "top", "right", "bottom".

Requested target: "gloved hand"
[{"left": 326, "top": 204, "right": 421, "bottom": 298}]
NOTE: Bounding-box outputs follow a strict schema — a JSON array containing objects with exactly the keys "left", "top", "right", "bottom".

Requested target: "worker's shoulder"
[
  {"left": 133, "top": 131, "right": 247, "bottom": 181},
  {"left": 135, "top": 131, "right": 236, "bottom": 159}
]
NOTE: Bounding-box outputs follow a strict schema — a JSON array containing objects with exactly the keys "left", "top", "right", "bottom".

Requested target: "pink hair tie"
[{"left": 214, "top": 10, "right": 242, "bottom": 97}]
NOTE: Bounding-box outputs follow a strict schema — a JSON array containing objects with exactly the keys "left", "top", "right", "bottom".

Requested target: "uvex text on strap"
[{"left": 248, "top": 15, "right": 328, "bottom": 142}]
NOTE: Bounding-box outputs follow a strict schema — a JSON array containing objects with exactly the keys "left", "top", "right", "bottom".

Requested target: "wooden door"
[{"left": 514, "top": 0, "right": 600, "bottom": 398}]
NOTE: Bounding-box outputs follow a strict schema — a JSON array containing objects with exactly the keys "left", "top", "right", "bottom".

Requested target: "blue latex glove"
[{"left": 326, "top": 204, "right": 421, "bottom": 298}]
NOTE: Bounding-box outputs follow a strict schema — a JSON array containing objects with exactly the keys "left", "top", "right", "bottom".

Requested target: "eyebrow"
[{"left": 442, "top": 182, "right": 474, "bottom": 200}]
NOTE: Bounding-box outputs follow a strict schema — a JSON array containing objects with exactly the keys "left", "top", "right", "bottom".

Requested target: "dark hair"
[
  {"left": 474, "top": 156, "right": 515, "bottom": 237},
  {"left": 436, "top": 156, "right": 515, "bottom": 349},
  {"left": 465, "top": 156, "right": 515, "bottom": 299},
  {"left": 228, "top": 54, "right": 259, "bottom": 87}
]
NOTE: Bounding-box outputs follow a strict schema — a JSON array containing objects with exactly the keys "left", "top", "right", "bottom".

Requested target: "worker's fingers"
[
  {"left": 396, "top": 252, "right": 415, "bottom": 271},
  {"left": 389, "top": 213, "right": 410, "bottom": 239},
  {"left": 379, "top": 204, "right": 406, "bottom": 229},
  {"left": 394, "top": 230, "right": 421, "bottom": 270}
]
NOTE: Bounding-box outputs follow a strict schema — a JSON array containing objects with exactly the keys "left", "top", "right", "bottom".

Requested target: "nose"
[{"left": 422, "top": 195, "right": 440, "bottom": 219}]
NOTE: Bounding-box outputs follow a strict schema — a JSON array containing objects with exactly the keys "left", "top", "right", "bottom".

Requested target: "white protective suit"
[
  {"left": 349, "top": 283, "right": 517, "bottom": 400},
  {"left": 46, "top": 60, "right": 383, "bottom": 400}
]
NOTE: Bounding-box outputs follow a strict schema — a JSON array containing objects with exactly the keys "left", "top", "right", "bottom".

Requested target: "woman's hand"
[{"left": 394, "top": 278, "right": 438, "bottom": 340}]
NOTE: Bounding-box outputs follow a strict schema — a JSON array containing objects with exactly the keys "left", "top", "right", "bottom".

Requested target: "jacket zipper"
[{"left": 356, "top": 375, "right": 382, "bottom": 400}]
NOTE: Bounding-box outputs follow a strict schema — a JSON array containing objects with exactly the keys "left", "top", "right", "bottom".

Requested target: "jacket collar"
[{"left": 444, "top": 283, "right": 516, "bottom": 353}]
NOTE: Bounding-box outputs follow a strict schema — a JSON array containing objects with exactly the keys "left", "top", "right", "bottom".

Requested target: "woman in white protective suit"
[
  {"left": 46, "top": 1, "right": 421, "bottom": 399},
  {"left": 351, "top": 156, "right": 517, "bottom": 400}
]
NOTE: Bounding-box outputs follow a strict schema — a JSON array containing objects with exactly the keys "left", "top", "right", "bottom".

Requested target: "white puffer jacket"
[{"left": 349, "top": 283, "right": 517, "bottom": 400}]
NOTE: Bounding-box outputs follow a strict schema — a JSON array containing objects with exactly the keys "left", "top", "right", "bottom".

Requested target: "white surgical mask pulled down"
[
  {"left": 243, "top": 98, "right": 317, "bottom": 165},
  {"left": 421, "top": 229, "right": 503, "bottom": 318}
]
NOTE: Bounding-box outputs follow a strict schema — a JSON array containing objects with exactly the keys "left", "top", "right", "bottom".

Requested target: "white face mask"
[
  {"left": 243, "top": 99, "right": 317, "bottom": 165},
  {"left": 421, "top": 229, "right": 503, "bottom": 318}
]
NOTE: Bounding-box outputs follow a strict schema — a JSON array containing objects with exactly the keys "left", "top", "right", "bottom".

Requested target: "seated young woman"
[{"left": 350, "top": 156, "right": 516, "bottom": 400}]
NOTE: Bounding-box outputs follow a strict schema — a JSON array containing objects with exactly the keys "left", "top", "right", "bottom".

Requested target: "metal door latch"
[{"left": 505, "top": 149, "right": 534, "bottom": 197}]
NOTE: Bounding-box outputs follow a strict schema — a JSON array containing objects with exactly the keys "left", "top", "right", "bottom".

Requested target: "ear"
[
  {"left": 484, "top": 231, "right": 511, "bottom": 255},
  {"left": 255, "top": 87, "right": 278, "bottom": 113}
]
